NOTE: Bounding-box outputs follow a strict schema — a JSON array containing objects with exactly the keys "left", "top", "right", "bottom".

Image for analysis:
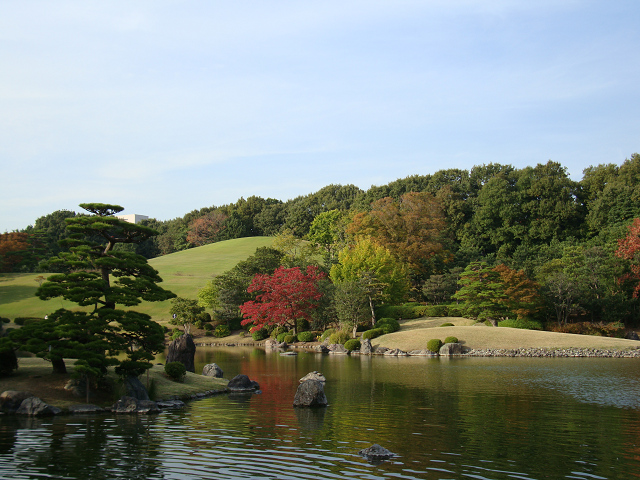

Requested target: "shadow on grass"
[{"left": 0, "top": 284, "right": 38, "bottom": 304}]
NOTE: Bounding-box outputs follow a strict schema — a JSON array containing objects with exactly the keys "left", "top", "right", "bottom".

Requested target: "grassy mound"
[{"left": 0, "top": 236, "right": 273, "bottom": 324}]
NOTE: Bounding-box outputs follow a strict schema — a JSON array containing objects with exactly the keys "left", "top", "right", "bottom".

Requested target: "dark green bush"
[
  {"left": 203, "top": 323, "right": 214, "bottom": 331},
  {"left": 0, "top": 338, "right": 17, "bottom": 377},
  {"left": 498, "top": 318, "right": 543, "bottom": 331},
  {"left": 426, "top": 339, "right": 443, "bottom": 353},
  {"left": 440, "top": 322, "right": 454, "bottom": 327},
  {"left": 251, "top": 328, "right": 269, "bottom": 341},
  {"left": 297, "top": 331, "right": 315, "bottom": 342},
  {"left": 14, "top": 317, "right": 41, "bottom": 326},
  {"left": 376, "top": 318, "right": 400, "bottom": 334},
  {"left": 344, "top": 339, "right": 361, "bottom": 351},
  {"left": 375, "top": 305, "right": 423, "bottom": 320},
  {"left": 284, "top": 334, "right": 297, "bottom": 343},
  {"left": 271, "top": 326, "right": 287, "bottom": 338},
  {"left": 446, "top": 304, "right": 466, "bottom": 317},
  {"left": 164, "top": 362, "right": 186, "bottom": 382},
  {"left": 276, "top": 332, "right": 288, "bottom": 342},
  {"left": 228, "top": 317, "right": 243, "bottom": 331},
  {"left": 328, "top": 331, "right": 350, "bottom": 345},
  {"left": 214, "top": 325, "right": 231, "bottom": 338},
  {"left": 444, "top": 336, "right": 458, "bottom": 344},
  {"left": 0, "top": 317, "right": 10, "bottom": 324},
  {"left": 361, "top": 328, "right": 384, "bottom": 340},
  {"left": 423, "top": 305, "right": 448, "bottom": 317}
]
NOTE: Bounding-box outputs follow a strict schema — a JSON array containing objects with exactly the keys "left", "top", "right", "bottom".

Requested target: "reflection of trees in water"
[{"left": 0, "top": 415, "right": 163, "bottom": 480}]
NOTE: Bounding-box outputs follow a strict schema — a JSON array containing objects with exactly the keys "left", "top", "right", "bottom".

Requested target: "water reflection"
[{"left": 2, "top": 347, "right": 640, "bottom": 479}]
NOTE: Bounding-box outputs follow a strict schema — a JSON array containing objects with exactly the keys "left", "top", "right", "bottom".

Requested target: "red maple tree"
[
  {"left": 240, "top": 265, "right": 326, "bottom": 333},
  {"left": 616, "top": 218, "right": 640, "bottom": 297}
]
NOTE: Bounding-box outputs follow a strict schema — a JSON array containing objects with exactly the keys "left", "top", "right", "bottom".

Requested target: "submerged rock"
[
  {"left": 227, "top": 374, "right": 260, "bottom": 392},
  {"left": 68, "top": 404, "right": 105, "bottom": 414},
  {"left": 358, "top": 444, "right": 395, "bottom": 462},
  {"left": 293, "top": 380, "right": 328, "bottom": 407}
]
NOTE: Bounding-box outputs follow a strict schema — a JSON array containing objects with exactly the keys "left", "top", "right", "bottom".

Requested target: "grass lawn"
[
  {"left": 0, "top": 236, "right": 273, "bottom": 325},
  {"left": 375, "top": 317, "right": 640, "bottom": 352},
  {"left": 1, "top": 357, "right": 228, "bottom": 410}
]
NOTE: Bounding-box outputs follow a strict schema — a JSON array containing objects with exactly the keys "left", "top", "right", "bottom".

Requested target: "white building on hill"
[{"left": 117, "top": 214, "right": 149, "bottom": 224}]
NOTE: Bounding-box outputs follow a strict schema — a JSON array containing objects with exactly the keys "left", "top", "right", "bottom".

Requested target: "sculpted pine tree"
[{"left": 30, "top": 203, "right": 176, "bottom": 379}]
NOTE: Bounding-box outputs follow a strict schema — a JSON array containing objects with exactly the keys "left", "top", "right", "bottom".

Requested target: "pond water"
[{"left": 2, "top": 347, "right": 640, "bottom": 480}]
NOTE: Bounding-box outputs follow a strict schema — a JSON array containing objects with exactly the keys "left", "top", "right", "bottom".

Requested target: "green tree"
[
  {"left": 27, "top": 203, "right": 175, "bottom": 378},
  {"left": 330, "top": 238, "right": 410, "bottom": 325},
  {"left": 169, "top": 297, "right": 206, "bottom": 335},
  {"left": 333, "top": 279, "right": 370, "bottom": 337},
  {"left": 453, "top": 262, "right": 507, "bottom": 323}
]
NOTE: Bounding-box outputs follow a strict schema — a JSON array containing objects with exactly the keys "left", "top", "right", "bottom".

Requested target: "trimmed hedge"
[
  {"left": 375, "top": 318, "right": 400, "bottom": 334},
  {"left": 426, "top": 339, "right": 443, "bottom": 353},
  {"left": 344, "top": 339, "right": 361, "bottom": 351},
  {"left": 361, "top": 328, "right": 384, "bottom": 340},
  {"left": 251, "top": 328, "right": 269, "bottom": 341},
  {"left": 284, "top": 334, "right": 297, "bottom": 343},
  {"left": 498, "top": 318, "right": 544, "bottom": 331},
  {"left": 320, "top": 329, "right": 336, "bottom": 342},
  {"left": 444, "top": 336, "right": 458, "bottom": 344},
  {"left": 164, "top": 362, "right": 186, "bottom": 382},
  {"left": 297, "top": 331, "right": 316, "bottom": 342},
  {"left": 213, "top": 325, "right": 231, "bottom": 338}
]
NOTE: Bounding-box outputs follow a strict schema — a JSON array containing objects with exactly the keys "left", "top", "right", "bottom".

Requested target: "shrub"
[
  {"left": 320, "top": 328, "right": 336, "bottom": 342},
  {"left": 171, "top": 330, "right": 182, "bottom": 341},
  {"left": 251, "top": 328, "right": 269, "bottom": 341},
  {"left": 376, "top": 318, "right": 400, "bottom": 334},
  {"left": 164, "top": 362, "right": 186, "bottom": 382},
  {"left": 271, "top": 326, "right": 287, "bottom": 338},
  {"left": 423, "top": 305, "right": 448, "bottom": 317},
  {"left": 498, "top": 318, "right": 543, "bottom": 331},
  {"left": 328, "top": 330, "right": 350, "bottom": 345},
  {"left": 203, "top": 323, "right": 214, "bottom": 331},
  {"left": 284, "top": 334, "right": 297, "bottom": 343},
  {"left": 344, "top": 339, "right": 361, "bottom": 351},
  {"left": 214, "top": 325, "right": 231, "bottom": 338},
  {"left": 361, "top": 328, "right": 384, "bottom": 340},
  {"left": 297, "top": 331, "right": 315, "bottom": 342},
  {"left": 548, "top": 321, "right": 625, "bottom": 338},
  {"left": 0, "top": 338, "right": 17, "bottom": 377},
  {"left": 444, "top": 336, "right": 458, "bottom": 344},
  {"left": 440, "top": 322, "right": 454, "bottom": 327},
  {"left": 446, "top": 304, "right": 466, "bottom": 317},
  {"left": 426, "top": 339, "right": 443, "bottom": 353},
  {"left": 14, "top": 317, "right": 41, "bottom": 326}
]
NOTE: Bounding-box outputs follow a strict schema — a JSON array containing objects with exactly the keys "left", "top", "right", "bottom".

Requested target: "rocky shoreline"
[{"left": 465, "top": 347, "right": 640, "bottom": 358}]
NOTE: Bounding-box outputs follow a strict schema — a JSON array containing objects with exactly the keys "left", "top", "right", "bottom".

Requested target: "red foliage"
[
  {"left": 240, "top": 266, "right": 326, "bottom": 332},
  {"left": 616, "top": 218, "right": 640, "bottom": 297},
  {"left": 0, "top": 232, "right": 29, "bottom": 272}
]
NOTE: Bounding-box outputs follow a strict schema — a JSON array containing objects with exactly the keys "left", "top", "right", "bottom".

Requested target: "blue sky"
[{"left": 1, "top": 1, "right": 639, "bottom": 232}]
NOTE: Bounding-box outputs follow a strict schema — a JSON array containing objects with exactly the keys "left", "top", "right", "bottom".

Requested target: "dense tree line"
[{"left": 5, "top": 154, "right": 640, "bottom": 328}]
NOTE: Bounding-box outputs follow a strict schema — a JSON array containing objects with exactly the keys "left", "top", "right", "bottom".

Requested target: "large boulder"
[
  {"left": 439, "top": 342, "right": 465, "bottom": 356},
  {"left": 202, "top": 363, "right": 224, "bottom": 378},
  {"left": 123, "top": 376, "right": 150, "bottom": 400},
  {"left": 166, "top": 334, "right": 196, "bottom": 373},
  {"left": 625, "top": 331, "right": 640, "bottom": 340},
  {"left": 360, "top": 338, "right": 372, "bottom": 355},
  {"left": 111, "top": 396, "right": 160, "bottom": 414},
  {"left": 0, "top": 391, "right": 34, "bottom": 414},
  {"left": 299, "top": 371, "right": 325, "bottom": 383},
  {"left": 16, "top": 397, "right": 62, "bottom": 416},
  {"left": 264, "top": 338, "right": 286, "bottom": 349},
  {"left": 328, "top": 344, "right": 348, "bottom": 355},
  {"left": 293, "top": 380, "right": 328, "bottom": 407},
  {"left": 227, "top": 374, "right": 260, "bottom": 392}
]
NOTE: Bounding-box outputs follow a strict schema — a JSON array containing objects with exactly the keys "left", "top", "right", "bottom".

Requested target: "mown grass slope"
[{"left": 0, "top": 236, "right": 273, "bottom": 324}]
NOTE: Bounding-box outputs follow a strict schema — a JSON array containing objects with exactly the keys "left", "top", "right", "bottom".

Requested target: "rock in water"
[
  {"left": 202, "top": 363, "right": 224, "bottom": 378},
  {"left": 227, "top": 374, "right": 260, "bottom": 392},
  {"left": 439, "top": 342, "right": 465, "bottom": 356},
  {"left": 0, "top": 391, "right": 34, "bottom": 414},
  {"left": 166, "top": 334, "right": 196, "bottom": 373},
  {"left": 299, "top": 371, "right": 326, "bottom": 383},
  {"left": 124, "top": 376, "right": 150, "bottom": 400},
  {"left": 16, "top": 397, "right": 62, "bottom": 416},
  {"left": 358, "top": 444, "right": 395, "bottom": 461},
  {"left": 360, "top": 338, "right": 372, "bottom": 355},
  {"left": 293, "top": 380, "right": 328, "bottom": 407},
  {"left": 112, "top": 396, "right": 160, "bottom": 414}
]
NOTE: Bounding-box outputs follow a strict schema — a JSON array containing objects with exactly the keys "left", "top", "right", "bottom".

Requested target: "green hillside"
[{"left": 0, "top": 236, "right": 273, "bottom": 324}]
